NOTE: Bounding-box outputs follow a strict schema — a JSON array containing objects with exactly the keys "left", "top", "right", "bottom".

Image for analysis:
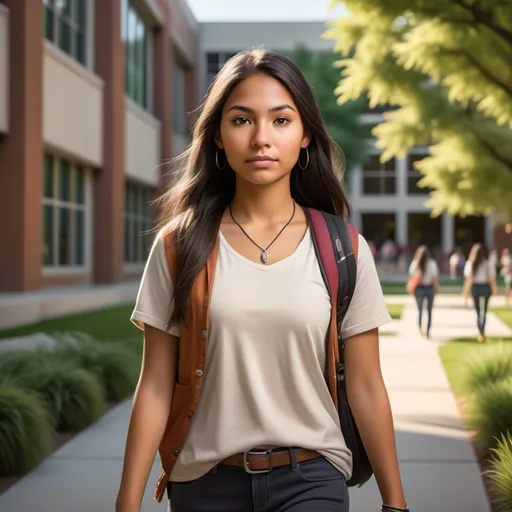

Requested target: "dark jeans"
[
  {"left": 471, "top": 284, "right": 491, "bottom": 335},
  {"left": 414, "top": 285, "right": 434, "bottom": 333},
  {"left": 167, "top": 451, "right": 349, "bottom": 512}
]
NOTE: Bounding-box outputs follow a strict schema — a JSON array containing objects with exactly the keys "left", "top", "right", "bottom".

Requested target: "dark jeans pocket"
[
  {"left": 167, "top": 470, "right": 212, "bottom": 499},
  {"left": 297, "top": 457, "right": 343, "bottom": 483}
]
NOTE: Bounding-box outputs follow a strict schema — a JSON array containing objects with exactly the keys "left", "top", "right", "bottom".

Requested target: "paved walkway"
[{"left": 0, "top": 295, "right": 510, "bottom": 512}]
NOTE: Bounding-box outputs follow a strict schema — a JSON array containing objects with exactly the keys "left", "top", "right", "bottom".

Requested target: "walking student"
[
  {"left": 116, "top": 50, "right": 409, "bottom": 512},
  {"left": 408, "top": 246, "right": 439, "bottom": 338},
  {"left": 463, "top": 244, "right": 498, "bottom": 343},
  {"left": 500, "top": 248, "right": 512, "bottom": 306}
]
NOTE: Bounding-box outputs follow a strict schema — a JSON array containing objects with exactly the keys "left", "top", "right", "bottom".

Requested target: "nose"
[{"left": 251, "top": 123, "right": 272, "bottom": 148}]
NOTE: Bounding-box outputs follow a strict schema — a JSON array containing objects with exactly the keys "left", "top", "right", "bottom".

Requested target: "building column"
[
  {"left": 154, "top": 11, "right": 171, "bottom": 164},
  {"left": 442, "top": 213, "right": 454, "bottom": 253},
  {"left": 0, "top": 0, "right": 43, "bottom": 291},
  {"left": 485, "top": 214, "right": 495, "bottom": 250},
  {"left": 93, "top": 0, "right": 124, "bottom": 283},
  {"left": 396, "top": 210, "right": 407, "bottom": 247},
  {"left": 185, "top": 67, "right": 197, "bottom": 130},
  {"left": 397, "top": 156, "right": 407, "bottom": 199}
]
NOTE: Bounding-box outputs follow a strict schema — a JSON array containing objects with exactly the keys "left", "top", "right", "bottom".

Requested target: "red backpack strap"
[{"left": 306, "top": 208, "right": 339, "bottom": 302}]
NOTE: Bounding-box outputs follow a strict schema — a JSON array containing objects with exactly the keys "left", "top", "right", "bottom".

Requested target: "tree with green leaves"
[
  {"left": 325, "top": 0, "right": 512, "bottom": 221},
  {"left": 288, "top": 45, "right": 369, "bottom": 178}
]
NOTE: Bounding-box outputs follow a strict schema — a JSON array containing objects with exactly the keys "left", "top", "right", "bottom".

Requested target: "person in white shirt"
[
  {"left": 409, "top": 246, "right": 439, "bottom": 338},
  {"left": 463, "top": 244, "right": 498, "bottom": 343},
  {"left": 500, "top": 248, "right": 512, "bottom": 306}
]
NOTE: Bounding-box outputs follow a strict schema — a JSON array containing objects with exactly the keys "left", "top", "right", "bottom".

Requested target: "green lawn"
[
  {"left": 386, "top": 304, "right": 405, "bottom": 320},
  {"left": 491, "top": 307, "right": 512, "bottom": 330},
  {"left": 439, "top": 335, "right": 512, "bottom": 396},
  {"left": 0, "top": 304, "right": 137, "bottom": 342},
  {"left": 381, "top": 280, "right": 462, "bottom": 295}
]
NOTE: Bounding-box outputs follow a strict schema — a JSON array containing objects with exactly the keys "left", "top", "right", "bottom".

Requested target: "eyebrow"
[{"left": 226, "top": 104, "right": 297, "bottom": 114}]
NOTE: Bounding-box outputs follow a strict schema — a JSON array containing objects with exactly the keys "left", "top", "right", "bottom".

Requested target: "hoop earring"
[
  {"left": 298, "top": 147, "right": 309, "bottom": 170},
  {"left": 216, "top": 148, "right": 226, "bottom": 170}
]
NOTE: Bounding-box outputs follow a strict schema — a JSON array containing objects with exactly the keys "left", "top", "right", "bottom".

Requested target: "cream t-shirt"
[
  {"left": 464, "top": 260, "right": 496, "bottom": 284},
  {"left": 131, "top": 227, "right": 391, "bottom": 482},
  {"left": 409, "top": 259, "right": 439, "bottom": 286}
]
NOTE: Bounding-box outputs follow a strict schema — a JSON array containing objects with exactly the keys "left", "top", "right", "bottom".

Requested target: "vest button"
[
  {"left": 201, "top": 330, "right": 208, "bottom": 338},
  {"left": 196, "top": 369, "right": 204, "bottom": 377},
  {"left": 173, "top": 449, "right": 180, "bottom": 456}
]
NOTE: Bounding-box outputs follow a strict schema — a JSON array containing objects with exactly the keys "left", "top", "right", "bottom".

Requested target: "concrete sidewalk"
[{"left": 0, "top": 295, "right": 510, "bottom": 511}]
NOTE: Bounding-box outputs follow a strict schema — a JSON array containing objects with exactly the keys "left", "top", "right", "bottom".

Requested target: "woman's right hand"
[{"left": 116, "top": 326, "right": 179, "bottom": 512}]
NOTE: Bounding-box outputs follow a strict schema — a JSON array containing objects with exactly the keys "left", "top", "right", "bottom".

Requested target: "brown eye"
[
  {"left": 274, "top": 117, "right": 290, "bottom": 125},
  {"left": 233, "top": 117, "right": 250, "bottom": 125}
]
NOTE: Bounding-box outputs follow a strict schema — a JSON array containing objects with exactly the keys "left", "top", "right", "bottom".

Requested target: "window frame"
[
  {"left": 43, "top": 0, "right": 89, "bottom": 66},
  {"left": 362, "top": 154, "right": 397, "bottom": 196},
  {"left": 122, "top": 0, "right": 153, "bottom": 111},
  {"left": 42, "top": 153, "right": 91, "bottom": 275},
  {"left": 407, "top": 153, "right": 432, "bottom": 195},
  {"left": 124, "top": 181, "right": 155, "bottom": 266}
]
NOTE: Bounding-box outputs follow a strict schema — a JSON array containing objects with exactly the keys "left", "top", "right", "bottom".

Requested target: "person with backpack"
[
  {"left": 408, "top": 246, "right": 439, "bottom": 339},
  {"left": 463, "top": 244, "right": 499, "bottom": 343},
  {"left": 116, "top": 50, "right": 409, "bottom": 512}
]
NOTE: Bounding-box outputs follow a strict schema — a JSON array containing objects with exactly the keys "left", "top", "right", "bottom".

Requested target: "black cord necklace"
[{"left": 229, "top": 201, "right": 296, "bottom": 264}]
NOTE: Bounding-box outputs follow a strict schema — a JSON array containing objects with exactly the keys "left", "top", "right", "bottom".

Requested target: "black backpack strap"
[{"left": 322, "top": 213, "right": 357, "bottom": 334}]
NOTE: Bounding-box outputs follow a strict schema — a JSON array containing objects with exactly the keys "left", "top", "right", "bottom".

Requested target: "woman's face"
[{"left": 216, "top": 73, "right": 310, "bottom": 186}]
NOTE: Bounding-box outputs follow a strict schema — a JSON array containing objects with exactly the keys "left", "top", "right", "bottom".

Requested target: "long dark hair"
[
  {"left": 413, "top": 245, "right": 430, "bottom": 274},
  {"left": 469, "top": 244, "right": 487, "bottom": 276},
  {"left": 157, "top": 49, "right": 351, "bottom": 325}
]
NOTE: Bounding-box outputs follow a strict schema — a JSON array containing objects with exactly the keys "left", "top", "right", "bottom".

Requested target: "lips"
[{"left": 246, "top": 156, "right": 277, "bottom": 162}]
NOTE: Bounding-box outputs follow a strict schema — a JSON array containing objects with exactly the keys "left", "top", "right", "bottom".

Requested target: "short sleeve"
[
  {"left": 430, "top": 260, "right": 439, "bottom": 278},
  {"left": 464, "top": 261, "right": 472, "bottom": 278},
  {"left": 408, "top": 260, "right": 417, "bottom": 275},
  {"left": 130, "top": 233, "right": 180, "bottom": 337},
  {"left": 340, "top": 234, "right": 392, "bottom": 339}
]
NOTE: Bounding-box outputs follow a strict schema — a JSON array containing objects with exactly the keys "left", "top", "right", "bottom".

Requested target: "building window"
[
  {"left": 173, "top": 63, "right": 188, "bottom": 135},
  {"left": 43, "top": 0, "right": 87, "bottom": 65},
  {"left": 42, "top": 154, "right": 88, "bottom": 268},
  {"left": 124, "top": 182, "right": 155, "bottom": 263},
  {"left": 362, "top": 154, "right": 396, "bottom": 195},
  {"left": 206, "top": 52, "right": 236, "bottom": 86},
  {"left": 122, "top": 0, "right": 150, "bottom": 109},
  {"left": 407, "top": 154, "right": 432, "bottom": 195}
]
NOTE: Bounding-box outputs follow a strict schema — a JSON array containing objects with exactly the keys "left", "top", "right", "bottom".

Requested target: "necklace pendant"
[{"left": 261, "top": 250, "right": 268, "bottom": 264}]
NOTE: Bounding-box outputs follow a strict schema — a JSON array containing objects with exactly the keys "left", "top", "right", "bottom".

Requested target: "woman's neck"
[{"left": 229, "top": 179, "right": 295, "bottom": 225}]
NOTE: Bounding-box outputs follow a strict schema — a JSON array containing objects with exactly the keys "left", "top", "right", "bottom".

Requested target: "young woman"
[
  {"left": 408, "top": 246, "right": 439, "bottom": 338},
  {"left": 500, "top": 248, "right": 512, "bottom": 306},
  {"left": 463, "top": 244, "right": 498, "bottom": 343},
  {"left": 116, "top": 50, "right": 408, "bottom": 512}
]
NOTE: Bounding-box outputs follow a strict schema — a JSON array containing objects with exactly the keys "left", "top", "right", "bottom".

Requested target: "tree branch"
[
  {"left": 453, "top": 0, "right": 512, "bottom": 47},
  {"left": 462, "top": 108, "right": 512, "bottom": 173},
  {"left": 477, "top": 137, "right": 512, "bottom": 173},
  {"left": 438, "top": 48, "right": 512, "bottom": 98}
]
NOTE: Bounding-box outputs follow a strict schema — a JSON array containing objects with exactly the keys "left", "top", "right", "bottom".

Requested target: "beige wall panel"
[{"left": 43, "top": 42, "right": 104, "bottom": 166}]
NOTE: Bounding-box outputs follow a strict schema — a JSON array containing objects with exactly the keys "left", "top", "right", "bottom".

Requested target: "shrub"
[
  {"left": 462, "top": 343, "right": 512, "bottom": 395},
  {"left": 53, "top": 333, "right": 141, "bottom": 401},
  {"left": 0, "top": 350, "right": 106, "bottom": 431},
  {"left": 0, "top": 349, "right": 52, "bottom": 384},
  {"left": 28, "top": 361, "right": 106, "bottom": 431},
  {"left": 486, "top": 432, "right": 512, "bottom": 511},
  {"left": 0, "top": 383, "right": 53, "bottom": 477},
  {"left": 467, "top": 377, "right": 512, "bottom": 450}
]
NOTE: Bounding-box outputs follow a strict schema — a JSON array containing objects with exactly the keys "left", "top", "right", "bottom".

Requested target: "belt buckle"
[{"left": 243, "top": 449, "right": 272, "bottom": 474}]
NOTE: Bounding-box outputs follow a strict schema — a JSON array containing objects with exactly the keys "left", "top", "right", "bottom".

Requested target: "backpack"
[{"left": 305, "top": 208, "right": 373, "bottom": 487}]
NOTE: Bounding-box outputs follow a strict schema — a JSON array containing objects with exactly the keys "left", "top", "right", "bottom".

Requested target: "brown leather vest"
[{"left": 153, "top": 230, "right": 340, "bottom": 502}]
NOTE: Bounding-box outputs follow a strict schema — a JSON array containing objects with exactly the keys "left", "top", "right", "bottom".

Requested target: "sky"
[{"left": 185, "top": 0, "right": 348, "bottom": 22}]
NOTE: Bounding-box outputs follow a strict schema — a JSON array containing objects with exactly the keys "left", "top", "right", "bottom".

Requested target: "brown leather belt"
[{"left": 221, "top": 448, "right": 322, "bottom": 474}]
